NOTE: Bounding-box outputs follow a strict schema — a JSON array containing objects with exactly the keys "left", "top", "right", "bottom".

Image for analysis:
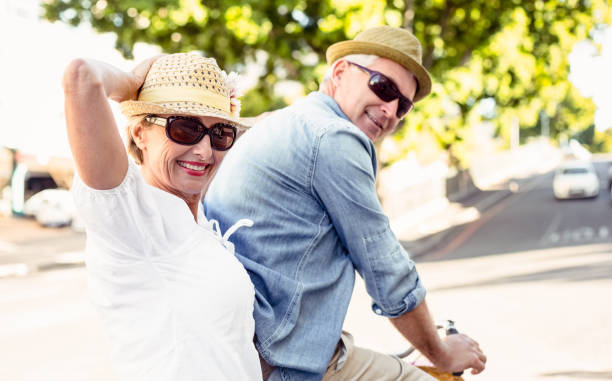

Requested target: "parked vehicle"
[
  {"left": 23, "top": 188, "right": 77, "bottom": 228},
  {"left": 553, "top": 161, "right": 599, "bottom": 200}
]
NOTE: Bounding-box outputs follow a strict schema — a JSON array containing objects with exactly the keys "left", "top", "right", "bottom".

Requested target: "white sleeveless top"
[{"left": 72, "top": 160, "right": 262, "bottom": 381}]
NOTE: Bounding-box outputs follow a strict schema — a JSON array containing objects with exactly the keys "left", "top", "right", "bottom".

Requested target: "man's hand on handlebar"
[{"left": 435, "top": 333, "right": 487, "bottom": 375}]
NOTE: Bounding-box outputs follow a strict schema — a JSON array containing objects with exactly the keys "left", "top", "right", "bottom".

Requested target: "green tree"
[{"left": 42, "top": 0, "right": 612, "bottom": 168}]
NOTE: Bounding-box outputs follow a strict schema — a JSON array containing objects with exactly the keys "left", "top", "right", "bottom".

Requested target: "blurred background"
[{"left": 1, "top": 0, "right": 611, "bottom": 380}]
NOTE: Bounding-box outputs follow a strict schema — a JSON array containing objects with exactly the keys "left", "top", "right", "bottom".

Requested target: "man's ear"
[{"left": 331, "top": 59, "right": 350, "bottom": 85}]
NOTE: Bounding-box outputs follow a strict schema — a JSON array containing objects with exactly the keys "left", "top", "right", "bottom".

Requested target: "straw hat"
[
  {"left": 120, "top": 53, "right": 248, "bottom": 129},
  {"left": 326, "top": 26, "right": 432, "bottom": 102}
]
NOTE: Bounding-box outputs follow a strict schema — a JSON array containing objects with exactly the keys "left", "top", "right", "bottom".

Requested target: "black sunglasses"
[
  {"left": 348, "top": 62, "right": 414, "bottom": 118},
  {"left": 145, "top": 115, "right": 237, "bottom": 151}
]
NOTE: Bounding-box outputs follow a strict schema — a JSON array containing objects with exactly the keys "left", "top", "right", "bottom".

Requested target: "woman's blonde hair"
[{"left": 125, "top": 115, "right": 149, "bottom": 165}]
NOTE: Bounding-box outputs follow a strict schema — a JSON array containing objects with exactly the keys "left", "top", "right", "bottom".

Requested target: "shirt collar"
[{"left": 309, "top": 91, "right": 350, "bottom": 122}]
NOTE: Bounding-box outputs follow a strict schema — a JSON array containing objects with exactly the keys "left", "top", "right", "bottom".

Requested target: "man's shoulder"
[
  {"left": 288, "top": 92, "right": 353, "bottom": 131},
  {"left": 284, "top": 93, "right": 362, "bottom": 139}
]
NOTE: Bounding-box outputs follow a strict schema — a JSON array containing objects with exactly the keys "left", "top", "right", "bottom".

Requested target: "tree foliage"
[{"left": 42, "top": 0, "right": 612, "bottom": 168}]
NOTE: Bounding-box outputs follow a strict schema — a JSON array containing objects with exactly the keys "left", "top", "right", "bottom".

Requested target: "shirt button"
[{"left": 375, "top": 308, "right": 382, "bottom": 315}]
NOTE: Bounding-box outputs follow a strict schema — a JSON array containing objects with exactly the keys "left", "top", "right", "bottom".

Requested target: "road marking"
[
  {"left": 544, "top": 225, "right": 612, "bottom": 244},
  {"left": 539, "top": 212, "right": 562, "bottom": 245},
  {"left": 600, "top": 226, "right": 609, "bottom": 238}
]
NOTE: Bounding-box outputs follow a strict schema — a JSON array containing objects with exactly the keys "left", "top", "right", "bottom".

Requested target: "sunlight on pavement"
[{"left": 344, "top": 243, "right": 612, "bottom": 381}]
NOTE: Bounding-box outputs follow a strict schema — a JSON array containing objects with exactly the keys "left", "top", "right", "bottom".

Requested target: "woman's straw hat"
[
  {"left": 120, "top": 53, "right": 247, "bottom": 129},
  {"left": 326, "top": 26, "right": 432, "bottom": 102}
]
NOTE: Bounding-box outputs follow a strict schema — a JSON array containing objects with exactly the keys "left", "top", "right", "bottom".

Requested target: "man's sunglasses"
[
  {"left": 145, "top": 115, "right": 237, "bottom": 151},
  {"left": 348, "top": 62, "right": 414, "bottom": 118}
]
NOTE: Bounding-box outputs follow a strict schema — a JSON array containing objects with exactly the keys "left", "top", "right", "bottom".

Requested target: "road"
[
  {"left": 0, "top": 268, "right": 115, "bottom": 381},
  {"left": 0, "top": 215, "right": 84, "bottom": 276},
  {"left": 427, "top": 161, "right": 612, "bottom": 261},
  {"left": 2, "top": 161, "right": 612, "bottom": 380},
  {"left": 344, "top": 160, "right": 612, "bottom": 381}
]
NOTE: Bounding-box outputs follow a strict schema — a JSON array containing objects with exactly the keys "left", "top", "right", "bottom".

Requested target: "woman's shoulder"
[
  {"left": 71, "top": 159, "right": 152, "bottom": 234},
  {"left": 72, "top": 158, "right": 142, "bottom": 198}
]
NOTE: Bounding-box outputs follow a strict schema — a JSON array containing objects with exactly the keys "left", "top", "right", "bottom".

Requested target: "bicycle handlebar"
[{"left": 445, "top": 320, "right": 464, "bottom": 377}]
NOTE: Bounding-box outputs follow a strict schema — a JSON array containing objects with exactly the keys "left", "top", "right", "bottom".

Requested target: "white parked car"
[
  {"left": 553, "top": 161, "right": 600, "bottom": 200},
  {"left": 23, "top": 188, "right": 78, "bottom": 228}
]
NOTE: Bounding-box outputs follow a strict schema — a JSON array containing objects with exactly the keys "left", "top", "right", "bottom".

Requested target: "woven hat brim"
[
  {"left": 326, "top": 40, "right": 432, "bottom": 102},
  {"left": 119, "top": 100, "right": 249, "bottom": 130}
]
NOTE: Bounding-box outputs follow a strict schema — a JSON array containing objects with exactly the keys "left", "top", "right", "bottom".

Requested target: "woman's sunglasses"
[
  {"left": 145, "top": 115, "right": 237, "bottom": 151},
  {"left": 348, "top": 62, "right": 415, "bottom": 118}
]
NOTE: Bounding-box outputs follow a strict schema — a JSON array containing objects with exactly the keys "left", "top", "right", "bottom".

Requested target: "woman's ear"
[{"left": 131, "top": 123, "right": 147, "bottom": 150}]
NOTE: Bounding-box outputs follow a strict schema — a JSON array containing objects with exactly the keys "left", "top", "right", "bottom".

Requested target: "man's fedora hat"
[
  {"left": 120, "top": 53, "right": 248, "bottom": 129},
  {"left": 326, "top": 26, "right": 432, "bottom": 102}
]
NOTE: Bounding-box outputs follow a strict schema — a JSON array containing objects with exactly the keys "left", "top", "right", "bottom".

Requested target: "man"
[{"left": 205, "top": 26, "right": 487, "bottom": 381}]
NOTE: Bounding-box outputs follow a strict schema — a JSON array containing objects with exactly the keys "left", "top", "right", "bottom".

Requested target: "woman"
[{"left": 62, "top": 53, "right": 262, "bottom": 381}]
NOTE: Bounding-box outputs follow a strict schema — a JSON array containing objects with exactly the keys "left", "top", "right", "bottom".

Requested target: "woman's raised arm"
[{"left": 62, "top": 57, "right": 157, "bottom": 189}]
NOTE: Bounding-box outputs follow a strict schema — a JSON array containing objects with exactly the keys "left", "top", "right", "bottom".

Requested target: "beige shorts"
[{"left": 322, "top": 331, "right": 437, "bottom": 381}]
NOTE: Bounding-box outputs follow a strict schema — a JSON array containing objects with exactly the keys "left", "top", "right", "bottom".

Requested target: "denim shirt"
[{"left": 204, "top": 91, "right": 426, "bottom": 381}]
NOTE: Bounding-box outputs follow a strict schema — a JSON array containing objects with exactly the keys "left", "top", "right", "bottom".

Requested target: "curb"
[{"left": 0, "top": 250, "right": 85, "bottom": 279}]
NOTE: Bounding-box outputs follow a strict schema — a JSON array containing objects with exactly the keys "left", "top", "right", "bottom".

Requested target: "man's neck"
[{"left": 319, "top": 80, "right": 334, "bottom": 97}]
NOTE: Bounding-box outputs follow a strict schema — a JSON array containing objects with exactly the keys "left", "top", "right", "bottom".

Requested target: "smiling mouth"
[
  {"left": 365, "top": 111, "right": 383, "bottom": 129},
  {"left": 177, "top": 160, "right": 208, "bottom": 172}
]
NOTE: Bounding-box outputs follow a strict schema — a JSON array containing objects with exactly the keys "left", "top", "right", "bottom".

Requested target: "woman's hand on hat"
[{"left": 123, "top": 54, "right": 166, "bottom": 102}]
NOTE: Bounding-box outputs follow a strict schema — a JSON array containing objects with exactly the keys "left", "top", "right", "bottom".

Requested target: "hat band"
[{"left": 139, "top": 87, "right": 230, "bottom": 114}]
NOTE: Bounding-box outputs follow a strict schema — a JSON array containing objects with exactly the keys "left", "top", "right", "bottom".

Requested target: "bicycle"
[{"left": 396, "top": 320, "right": 465, "bottom": 381}]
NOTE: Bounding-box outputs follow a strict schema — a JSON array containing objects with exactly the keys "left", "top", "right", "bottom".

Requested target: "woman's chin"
[{"left": 173, "top": 181, "right": 205, "bottom": 198}]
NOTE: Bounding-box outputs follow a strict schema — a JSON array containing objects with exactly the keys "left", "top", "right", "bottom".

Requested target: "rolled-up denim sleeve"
[{"left": 312, "top": 126, "right": 426, "bottom": 317}]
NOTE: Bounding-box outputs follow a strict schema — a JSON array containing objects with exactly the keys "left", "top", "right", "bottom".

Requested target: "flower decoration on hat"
[{"left": 221, "top": 70, "right": 243, "bottom": 118}]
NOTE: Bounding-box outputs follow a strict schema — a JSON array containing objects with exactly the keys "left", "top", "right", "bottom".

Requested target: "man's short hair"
[{"left": 321, "top": 54, "right": 380, "bottom": 84}]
